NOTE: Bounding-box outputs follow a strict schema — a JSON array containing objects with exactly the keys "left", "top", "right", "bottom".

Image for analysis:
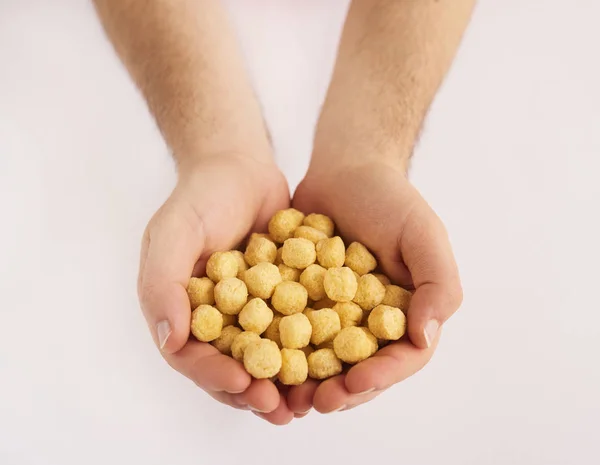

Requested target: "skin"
[{"left": 93, "top": 0, "right": 474, "bottom": 424}]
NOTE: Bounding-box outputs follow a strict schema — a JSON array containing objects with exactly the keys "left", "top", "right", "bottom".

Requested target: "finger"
[
  {"left": 252, "top": 393, "right": 294, "bottom": 426},
  {"left": 207, "top": 391, "right": 249, "bottom": 411},
  {"left": 231, "top": 379, "right": 281, "bottom": 413},
  {"left": 287, "top": 379, "right": 319, "bottom": 414},
  {"left": 313, "top": 375, "right": 352, "bottom": 413},
  {"left": 341, "top": 389, "right": 382, "bottom": 412}
]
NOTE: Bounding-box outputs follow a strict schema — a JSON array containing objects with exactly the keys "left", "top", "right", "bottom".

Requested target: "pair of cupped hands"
[{"left": 137, "top": 151, "right": 462, "bottom": 425}]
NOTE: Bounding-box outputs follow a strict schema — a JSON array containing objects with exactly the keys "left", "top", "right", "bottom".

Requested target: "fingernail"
[
  {"left": 328, "top": 405, "right": 346, "bottom": 413},
  {"left": 249, "top": 406, "right": 269, "bottom": 413},
  {"left": 356, "top": 387, "right": 376, "bottom": 395},
  {"left": 299, "top": 408, "right": 312, "bottom": 414},
  {"left": 156, "top": 320, "right": 172, "bottom": 350},
  {"left": 423, "top": 319, "right": 439, "bottom": 348}
]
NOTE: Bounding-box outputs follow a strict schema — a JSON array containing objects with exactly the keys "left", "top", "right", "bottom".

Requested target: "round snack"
[
  {"left": 238, "top": 298, "right": 274, "bottom": 334},
  {"left": 316, "top": 236, "right": 345, "bottom": 269},
  {"left": 230, "top": 250, "right": 249, "bottom": 279},
  {"left": 307, "top": 348, "right": 343, "bottom": 379},
  {"left": 381, "top": 285, "right": 413, "bottom": 312},
  {"left": 264, "top": 314, "right": 283, "bottom": 348},
  {"left": 268, "top": 208, "right": 305, "bottom": 243},
  {"left": 212, "top": 325, "right": 242, "bottom": 355},
  {"left": 221, "top": 313, "right": 237, "bottom": 327},
  {"left": 279, "top": 348, "right": 308, "bottom": 385},
  {"left": 231, "top": 331, "right": 262, "bottom": 362},
  {"left": 214, "top": 277, "right": 248, "bottom": 315},
  {"left": 271, "top": 281, "right": 308, "bottom": 315},
  {"left": 323, "top": 267, "right": 358, "bottom": 302},
  {"left": 243, "top": 339, "right": 282, "bottom": 379},
  {"left": 373, "top": 273, "right": 391, "bottom": 286},
  {"left": 307, "top": 308, "right": 341, "bottom": 345},
  {"left": 278, "top": 264, "right": 301, "bottom": 282},
  {"left": 299, "top": 264, "right": 327, "bottom": 301},
  {"left": 190, "top": 305, "right": 223, "bottom": 342},
  {"left": 333, "top": 301, "right": 364, "bottom": 328},
  {"left": 294, "top": 226, "right": 328, "bottom": 244},
  {"left": 368, "top": 305, "right": 407, "bottom": 340},
  {"left": 353, "top": 274, "right": 386, "bottom": 311},
  {"left": 303, "top": 213, "right": 335, "bottom": 237},
  {"left": 206, "top": 251, "right": 239, "bottom": 282},
  {"left": 279, "top": 313, "right": 312, "bottom": 349},
  {"left": 245, "top": 234, "right": 277, "bottom": 266},
  {"left": 313, "top": 297, "right": 336, "bottom": 310},
  {"left": 282, "top": 238, "right": 316, "bottom": 269},
  {"left": 344, "top": 242, "right": 377, "bottom": 276},
  {"left": 243, "top": 262, "right": 282, "bottom": 299},
  {"left": 187, "top": 277, "right": 215, "bottom": 308},
  {"left": 333, "top": 326, "right": 378, "bottom": 363}
]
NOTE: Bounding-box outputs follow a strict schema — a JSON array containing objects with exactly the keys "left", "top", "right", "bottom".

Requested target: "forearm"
[
  {"left": 312, "top": 0, "right": 475, "bottom": 171},
  {"left": 93, "top": 0, "right": 271, "bottom": 166}
]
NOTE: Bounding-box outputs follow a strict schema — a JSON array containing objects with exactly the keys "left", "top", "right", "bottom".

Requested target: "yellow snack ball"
[
  {"left": 230, "top": 250, "right": 249, "bottom": 279},
  {"left": 279, "top": 313, "right": 312, "bottom": 349},
  {"left": 323, "top": 267, "right": 358, "bottom": 302},
  {"left": 333, "top": 301, "right": 364, "bottom": 328},
  {"left": 333, "top": 326, "right": 378, "bottom": 364},
  {"left": 368, "top": 305, "right": 407, "bottom": 340},
  {"left": 294, "top": 225, "right": 328, "bottom": 244},
  {"left": 373, "top": 273, "right": 391, "bottom": 286},
  {"left": 214, "top": 277, "right": 248, "bottom": 315},
  {"left": 278, "top": 264, "right": 301, "bottom": 282},
  {"left": 206, "top": 251, "right": 239, "bottom": 282},
  {"left": 268, "top": 208, "right": 305, "bottom": 243},
  {"left": 231, "top": 331, "right": 261, "bottom": 362},
  {"left": 382, "top": 285, "right": 413, "bottom": 312},
  {"left": 307, "top": 308, "right": 341, "bottom": 345},
  {"left": 243, "top": 339, "right": 282, "bottom": 379},
  {"left": 221, "top": 313, "right": 237, "bottom": 327},
  {"left": 274, "top": 247, "right": 284, "bottom": 266},
  {"left": 212, "top": 325, "right": 242, "bottom": 355},
  {"left": 300, "top": 345, "right": 314, "bottom": 358},
  {"left": 279, "top": 348, "right": 308, "bottom": 385},
  {"left": 243, "top": 262, "right": 282, "bottom": 299},
  {"left": 353, "top": 274, "right": 386, "bottom": 311},
  {"left": 282, "top": 238, "right": 316, "bottom": 269},
  {"left": 316, "top": 236, "right": 345, "bottom": 269},
  {"left": 299, "top": 264, "right": 327, "bottom": 301},
  {"left": 245, "top": 235, "right": 277, "bottom": 266},
  {"left": 187, "top": 277, "right": 215, "bottom": 308},
  {"left": 313, "top": 297, "right": 336, "bottom": 310},
  {"left": 307, "top": 348, "right": 342, "bottom": 380},
  {"left": 345, "top": 242, "right": 377, "bottom": 276},
  {"left": 190, "top": 305, "right": 223, "bottom": 342},
  {"left": 303, "top": 213, "right": 335, "bottom": 237},
  {"left": 264, "top": 314, "right": 283, "bottom": 348},
  {"left": 238, "top": 298, "right": 274, "bottom": 334},
  {"left": 271, "top": 281, "right": 308, "bottom": 315}
]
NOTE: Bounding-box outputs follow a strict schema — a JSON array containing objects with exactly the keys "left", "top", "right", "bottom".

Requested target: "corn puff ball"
[
  {"left": 282, "top": 238, "right": 316, "bottom": 269},
  {"left": 353, "top": 274, "right": 386, "bottom": 311},
  {"left": 221, "top": 313, "right": 237, "bottom": 327},
  {"left": 307, "top": 308, "right": 341, "bottom": 345},
  {"left": 245, "top": 234, "right": 277, "bottom": 266},
  {"left": 303, "top": 213, "right": 335, "bottom": 237},
  {"left": 279, "top": 348, "right": 308, "bottom": 385},
  {"left": 307, "top": 348, "right": 342, "bottom": 380},
  {"left": 268, "top": 208, "right": 305, "bottom": 243},
  {"left": 316, "top": 236, "right": 345, "bottom": 269},
  {"left": 279, "top": 313, "right": 312, "bottom": 349},
  {"left": 278, "top": 264, "right": 301, "bottom": 282},
  {"left": 382, "top": 285, "right": 413, "bottom": 312},
  {"left": 206, "top": 251, "right": 239, "bottom": 282},
  {"left": 212, "top": 325, "right": 242, "bottom": 355},
  {"left": 298, "top": 264, "right": 326, "bottom": 301},
  {"left": 313, "top": 297, "right": 336, "bottom": 310},
  {"left": 187, "top": 277, "right": 215, "bottom": 308},
  {"left": 368, "top": 305, "right": 407, "bottom": 340},
  {"left": 243, "top": 262, "right": 282, "bottom": 299},
  {"left": 323, "top": 267, "right": 358, "bottom": 302},
  {"left": 214, "top": 277, "right": 248, "bottom": 315},
  {"left": 231, "top": 331, "right": 261, "bottom": 362},
  {"left": 344, "top": 242, "right": 377, "bottom": 276},
  {"left": 238, "top": 298, "right": 274, "bottom": 334},
  {"left": 274, "top": 247, "right": 283, "bottom": 265},
  {"left": 230, "top": 250, "right": 248, "bottom": 279},
  {"left": 264, "top": 314, "right": 283, "bottom": 348},
  {"left": 271, "top": 281, "right": 308, "bottom": 315},
  {"left": 333, "top": 326, "right": 378, "bottom": 364},
  {"left": 190, "top": 305, "right": 223, "bottom": 342},
  {"left": 243, "top": 339, "right": 282, "bottom": 379},
  {"left": 333, "top": 301, "right": 363, "bottom": 328},
  {"left": 294, "top": 226, "right": 328, "bottom": 244},
  {"left": 373, "top": 273, "right": 391, "bottom": 286}
]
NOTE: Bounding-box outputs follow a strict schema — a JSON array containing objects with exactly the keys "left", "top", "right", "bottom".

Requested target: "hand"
[
  {"left": 288, "top": 160, "right": 463, "bottom": 414},
  {"left": 137, "top": 153, "right": 295, "bottom": 425}
]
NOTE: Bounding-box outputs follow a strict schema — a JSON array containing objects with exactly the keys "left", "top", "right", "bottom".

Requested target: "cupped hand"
[{"left": 288, "top": 160, "right": 463, "bottom": 414}]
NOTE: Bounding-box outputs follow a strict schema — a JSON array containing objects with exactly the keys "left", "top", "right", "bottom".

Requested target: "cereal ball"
[
  {"left": 250, "top": 232, "right": 273, "bottom": 241},
  {"left": 190, "top": 305, "right": 223, "bottom": 342},
  {"left": 345, "top": 242, "right": 377, "bottom": 276},
  {"left": 274, "top": 247, "right": 283, "bottom": 265},
  {"left": 221, "top": 313, "right": 237, "bottom": 327},
  {"left": 212, "top": 325, "right": 242, "bottom": 355},
  {"left": 268, "top": 208, "right": 305, "bottom": 243},
  {"left": 230, "top": 250, "right": 249, "bottom": 279},
  {"left": 264, "top": 314, "right": 283, "bottom": 348},
  {"left": 187, "top": 277, "right": 215, "bottom": 308},
  {"left": 278, "top": 348, "right": 309, "bottom": 385},
  {"left": 206, "top": 251, "right": 239, "bottom": 282},
  {"left": 333, "top": 326, "right": 378, "bottom": 364},
  {"left": 381, "top": 285, "right": 413, "bottom": 312},
  {"left": 307, "top": 308, "right": 341, "bottom": 345},
  {"left": 333, "top": 301, "right": 364, "bottom": 328},
  {"left": 313, "top": 297, "right": 336, "bottom": 310},
  {"left": 368, "top": 305, "right": 407, "bottom": 340},
  {"left": 353, "top": 274, "right": 386, "bottom": 311},
  {"left": 243, "top": 339, "right": 282, "bottom": 379},
  {"left": 238, "top": 298, "right": 274, "bottom": 334},
  {"left": 303, "top": 213, "right": 335, "bottom": 237},
  {"left": 243, "top": 262, "right": 282, "bottom": 299},
  {"left": 279, "top": 313, "right": 312, "bottom": 349},
  {"left": 214, "top": 277, "right": 248, "bottom": 315},
  {"left": 278, "top": 264, "right": 301, "bottom": 282},
  {"left": 294, "top": 226, "right": 328, "bottom": 244},
  {"left": 300, "top": 345, "right": 314, "bottom": 358},
  {"left": 282, "top": 238, "right": 316, "bottom": 269},
  {"left": 231, "top": 331, "right": 261, "bottom": 362},
  {"left": 245, "top": 235, "right": 277, "bottom": 266},
  {"left": 373, "top": 273, "right": 391, "bottom": 286},
  {"left": 307, "top": 349, "right": 342, "bottom": 380},
  {"left": 299, "top": 264, "right": 327, "bottom": 301},
  {"left": 316, "top": 236, "right": 345, "bottom": 269},
  {"left": 323, "top": 267, "right": 358, "bottom": 302},
  {"left": 271, "top": 281, "right": 308, "bottom": 315}
]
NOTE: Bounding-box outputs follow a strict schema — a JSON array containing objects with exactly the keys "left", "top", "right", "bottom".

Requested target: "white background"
[{"left": 1, "top": 1, "right": 599, "bottom": 464}]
